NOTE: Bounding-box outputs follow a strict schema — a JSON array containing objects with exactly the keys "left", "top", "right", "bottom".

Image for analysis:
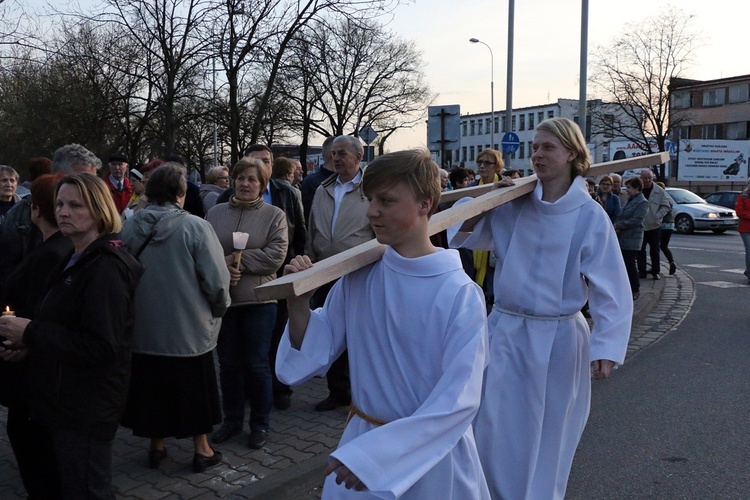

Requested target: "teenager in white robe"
[
  {"left": 449, "top": 117, "right": 633, "bottom": 500},
  {"left": 277, "top": 150, "right": 490, "bottom": 500}
]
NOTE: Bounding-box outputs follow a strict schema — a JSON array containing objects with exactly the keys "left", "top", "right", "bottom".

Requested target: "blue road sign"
[
  {"left": 666, "top": 140, "right": 678, "bottom": 161},
  {"left": 501, "top": 132, "right": 520, "bottom": 154}
]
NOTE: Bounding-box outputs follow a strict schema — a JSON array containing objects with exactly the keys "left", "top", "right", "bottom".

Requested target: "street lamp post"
[{"left": 469, "top": 38, "right": 494, "bottom": 150}]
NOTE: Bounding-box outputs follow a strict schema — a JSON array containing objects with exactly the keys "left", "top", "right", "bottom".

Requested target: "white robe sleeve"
[
  {"left": 446, "top": 198, "right": 496, "bottom": 251},
  {"left": 329, "top": 283, "right": 488, "bottom": 499},
  {"left": 581, "top": 216, "right": 633, "bottom": 364},
  {"left": 275, "top": 279, "right": 348, "bottom": 386}
]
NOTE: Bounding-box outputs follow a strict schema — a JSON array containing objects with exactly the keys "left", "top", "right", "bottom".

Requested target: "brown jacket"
[
  {"left": 206, "top": 198, "right": 288, "bottom": 306},
  {"left": 306, "top": 170, "right": 374, "bottom": 261}
]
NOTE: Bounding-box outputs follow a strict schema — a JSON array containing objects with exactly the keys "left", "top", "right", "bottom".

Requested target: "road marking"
[
  {"left": 684, "top": 264, "right": 719, "bottom": 268},
  {"left": 697, "top": 281, "right": 747, "bottom": 288},
  {"left": 722, "top": 269, "right": 746, "bottom": 274}
]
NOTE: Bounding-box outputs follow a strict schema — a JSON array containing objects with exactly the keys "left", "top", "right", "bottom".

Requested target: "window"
[
  {"left": 702, "top": 124, "right": 722, "bottom": 140},
  {"left": 603, "top": 114, "right": 616, "bottom": 137},
  {"left": 528, "top": 113, "right": 535, "bottom": 129},
  {"left": 528, "top": 141, "right": 533, "bottom": 155},
  {"left": 478, "top": 119, "right": 483, "bottom": 135},
  {"left": 727, "top": 122, "right": 748, "bottom": 140},
  {"left": 519, "top": 142, "right": 525, "bottom": 159},
  {"left": 672, "top": 126, "right": 691, "bottom": 141},
  {"left": 519, "top": 114, "right": 525, "bottom": 131},
  {"left": 469, "top": 146, "right": 475, "bottom": 161},
  {"left": 493, "top": 143, "right": 498, "bottom": 150},
  {"left": 672, "top": 92, "right": 691, "bottom": 109},
  {"left": 702, "top": 88, "right": 725, "bottom": 107},
  {"left": 494, "top": 117, "right": 499, "bottom": 134},
  {"left": 547, "top": 110, "right": 554, "bottom": 119},
  {"left": 512, "top": 115, "right": 517, "bottom": 131},
  {"left": 454, "top": 150, "right": 460, "bottom": 164},
  {"left": 538, "top": 111, "right": 544, "bottom": 124},
  {"left": 470, "top": 120, "right": 475, "bottom": 136},
  {"left": 486, "top": 118, "right": 492, "bottom": 134},
  {"left": 461, "top": 146, "right": 467, "bottom": 162},
  {"left": 462, "top": 121, "right": 467, "bottom": 136},
  {"left": 728, "top": 84, "right": 750, "bottom": 104}
]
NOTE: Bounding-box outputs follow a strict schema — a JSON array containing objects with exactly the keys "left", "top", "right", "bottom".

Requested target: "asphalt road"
[{"left": 567, "top": 231, "right": 750, "bottom": 499}]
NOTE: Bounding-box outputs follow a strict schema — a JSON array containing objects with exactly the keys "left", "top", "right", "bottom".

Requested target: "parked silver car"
[{"left": 665, "top": 188, "right": 739, "bottom": 234}]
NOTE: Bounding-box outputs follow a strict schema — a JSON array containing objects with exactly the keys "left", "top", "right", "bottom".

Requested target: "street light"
[{"left": 469, "top": 38, "right": 494, "bottom": 150}]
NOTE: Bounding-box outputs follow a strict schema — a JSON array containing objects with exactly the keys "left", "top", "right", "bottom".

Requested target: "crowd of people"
[{"left": 0, "top": 119, "right": 687, "bottom": 499}]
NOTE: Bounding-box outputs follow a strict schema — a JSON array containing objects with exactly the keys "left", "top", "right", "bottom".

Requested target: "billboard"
[
  {"left": 608, "top": 139, "right": 670, "bottom": 178},
  {"left": 677, "top": 140, "right": 750, "bottom": 182}
]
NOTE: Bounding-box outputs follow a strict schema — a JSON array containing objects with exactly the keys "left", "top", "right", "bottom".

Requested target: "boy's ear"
[{"left": 419, "top": 197, "right": 433, "bottom": 215}]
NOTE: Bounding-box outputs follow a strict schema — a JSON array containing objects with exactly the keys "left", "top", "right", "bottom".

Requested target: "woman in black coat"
[{"left": 0, "top": 173, "right": 143, "bottom": 499}]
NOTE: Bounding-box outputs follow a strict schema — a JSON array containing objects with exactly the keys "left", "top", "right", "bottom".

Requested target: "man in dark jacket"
[{"left": 300, "top": 136, "right": 335, "bottom": 225}]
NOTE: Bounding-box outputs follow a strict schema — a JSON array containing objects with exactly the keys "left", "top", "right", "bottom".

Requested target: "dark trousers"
[
  {"left": 270, "top": 300, "right": 292, "bottom": 397},
  {"left": 51, "top": 427, "right": 115, "bottom": 499},
  {"left": 6, "top": 402, "right": 61, "bottom": 499},
  {"left": 621, "top": 248, "right": 641, "bottom": 293},
  {"left": 660, "top": 229, "right": 674, "bottom": 264},
  {"left": 217, "top": 303, "right": 276, "bottom": 431},
  {"left": 638, "top": 228, "right": 662, "bottom": 276},
  {"left": 311, "top": 281, "right": 350, "bottom": 402}
]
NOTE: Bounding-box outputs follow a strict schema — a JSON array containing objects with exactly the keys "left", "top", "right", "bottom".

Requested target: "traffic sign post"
[{"left": 359, "top": 125, "right": 377, "bottom": 162}]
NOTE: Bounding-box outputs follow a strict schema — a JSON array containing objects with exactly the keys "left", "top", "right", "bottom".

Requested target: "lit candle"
[{"left": 2, "top": 306, "right": 15, "bottom": 316}]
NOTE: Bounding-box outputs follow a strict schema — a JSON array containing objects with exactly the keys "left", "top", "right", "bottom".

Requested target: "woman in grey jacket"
[
  {"left": 614, "top": 177, "right": 648, "bottom": 300},
  {"left": 120, "top": 164, "right": 231, "bottom": 473},
  {"left": 205, "top": 158, "right": 288, "bottom": 451}
]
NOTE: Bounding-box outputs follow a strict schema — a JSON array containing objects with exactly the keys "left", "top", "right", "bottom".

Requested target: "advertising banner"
[
  {"left": 677, "top": 140, "right": 750, "bottom": 182},
  {"left": 607, "top": 139, "right": 669, "bottom": 178}
]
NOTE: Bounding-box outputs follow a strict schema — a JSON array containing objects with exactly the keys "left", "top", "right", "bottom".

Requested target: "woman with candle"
[
  {"left": 0, "top": 173, "right": 72, "bottom": 498},
  {"left": 205, "top": 157, "right": 288, "bottom": 450},
  {"left": 0, "top": 173, "right": 143, "bottom": 498},
  {"left": 120, "top": 163, "right": 231, "bottom": 473}
]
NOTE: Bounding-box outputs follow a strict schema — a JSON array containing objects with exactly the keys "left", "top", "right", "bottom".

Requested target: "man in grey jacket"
[{"left": 637, "top": 168, "right": 672, "bottom": 280}]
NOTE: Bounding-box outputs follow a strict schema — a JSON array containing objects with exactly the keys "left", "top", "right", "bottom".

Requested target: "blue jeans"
[
  {"left": 217, "top": 303, "right": 276, "bottom": 431},
  {"left": 741, "top": 232, "right": 750, "bottom": 279}
]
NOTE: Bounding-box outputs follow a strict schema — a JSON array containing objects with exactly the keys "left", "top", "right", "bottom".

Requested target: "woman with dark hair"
[
  {"left": 615, "top": 177, "right": 649, "bottom": 300},
  {"left": 0, "top": 173, "right": 143, "bottom": 498},
  {"left": 206, "top": 158, "right": 288, "bottom": 450},
  {"left": 0, "top": 173, "right": 70, "bottom": 498},
  {"left": 121, "top": 163, "right": 231, "bottom": 473},
  {"left": 449, "top": 167, "right": 472, "bottom": 191},
  {"left": 596, "top": 175, "right": 622, "bottom": 224}
]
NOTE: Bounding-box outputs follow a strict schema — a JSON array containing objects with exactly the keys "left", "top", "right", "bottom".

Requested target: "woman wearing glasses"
[
  {"left": 200, "top": 166, "right": 231, "bottom": 213},
  {"left": 596, "top": 175, "right": 622, "bottom": 223}
]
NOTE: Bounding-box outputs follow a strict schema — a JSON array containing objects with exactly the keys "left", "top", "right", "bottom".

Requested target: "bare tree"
[
  {"left": 589, "top": 6, "right": 700, "bottom": 180},
  {"left": 291, "top": 18, "right": 433, "bottom": 150}
]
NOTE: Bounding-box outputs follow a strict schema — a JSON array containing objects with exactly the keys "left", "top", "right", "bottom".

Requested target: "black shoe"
[
  {"left": 248, "top": 429, "right": 268, "bottom": 450},
  {"left": 148, "top": 448, "right": 168, "bottom": 469},
  {"left": 669, "top": 262, "right": 676, "bottom": 275},
  {"left": 315, "top": 395, "right": 350, "bottom": 412},
  {"left": 192, "top": 448, "right": 222, "bottom": 473},
  {"left": 274, "top": 393, "right": 291, "bottom": 410},
  {"left": 653, "top": 273, "right": 661, "bottom": 280},
  {"left": 211, "top": 423, "right": 242, "bottom": 444}
]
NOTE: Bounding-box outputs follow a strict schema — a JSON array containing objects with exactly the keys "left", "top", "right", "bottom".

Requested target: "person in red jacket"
[
  {"left": 104, "top": 152, "right": 133, "bottom": 214},
  {"left": 735, "top": 180, "right": 750, "bottom": 284}
]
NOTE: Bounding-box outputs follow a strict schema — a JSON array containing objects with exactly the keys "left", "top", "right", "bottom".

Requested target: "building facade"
[{"left": 445, "top": 98, "right": 639, "bottom": 175}]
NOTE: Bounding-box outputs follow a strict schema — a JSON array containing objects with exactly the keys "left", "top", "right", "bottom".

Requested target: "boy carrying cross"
[{"left": 276, "top": 149, "right": 490, "bottom": 499}]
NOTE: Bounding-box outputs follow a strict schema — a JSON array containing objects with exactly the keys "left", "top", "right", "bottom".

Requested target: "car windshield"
[{"left": 667, "top": 189, "right": 705, "bottom": 204}]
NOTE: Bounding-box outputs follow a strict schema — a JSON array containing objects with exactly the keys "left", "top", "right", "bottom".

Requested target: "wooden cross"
[{"left": 255, "top": 151, "right": 669, "bottom": 300}]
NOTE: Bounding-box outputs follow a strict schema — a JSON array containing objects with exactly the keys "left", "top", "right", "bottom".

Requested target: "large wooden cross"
[{"left": 255, "top": 151, "right": 669, "bottom": 300}]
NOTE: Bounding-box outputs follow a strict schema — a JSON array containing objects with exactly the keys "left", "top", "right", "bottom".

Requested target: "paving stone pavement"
[{"left": 0, "top": 264, "right": 691, "bottom": 499}]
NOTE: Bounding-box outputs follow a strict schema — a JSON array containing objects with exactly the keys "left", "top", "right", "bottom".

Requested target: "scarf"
[{"left": 230, "top": 195, "right": 264, "bottom": 210}]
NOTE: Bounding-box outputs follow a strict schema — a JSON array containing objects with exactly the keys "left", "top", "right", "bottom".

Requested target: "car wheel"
[
  {"left": 711, "top": 229, "right": 727, "bottom": 234},
  {"left": 675, "top": 214, "right": 694, "bottom": 234}
]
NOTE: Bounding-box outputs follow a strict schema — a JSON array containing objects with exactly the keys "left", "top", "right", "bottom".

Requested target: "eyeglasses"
[{"left": 476, "top": 160, "right": 496, "bottom": 166}]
